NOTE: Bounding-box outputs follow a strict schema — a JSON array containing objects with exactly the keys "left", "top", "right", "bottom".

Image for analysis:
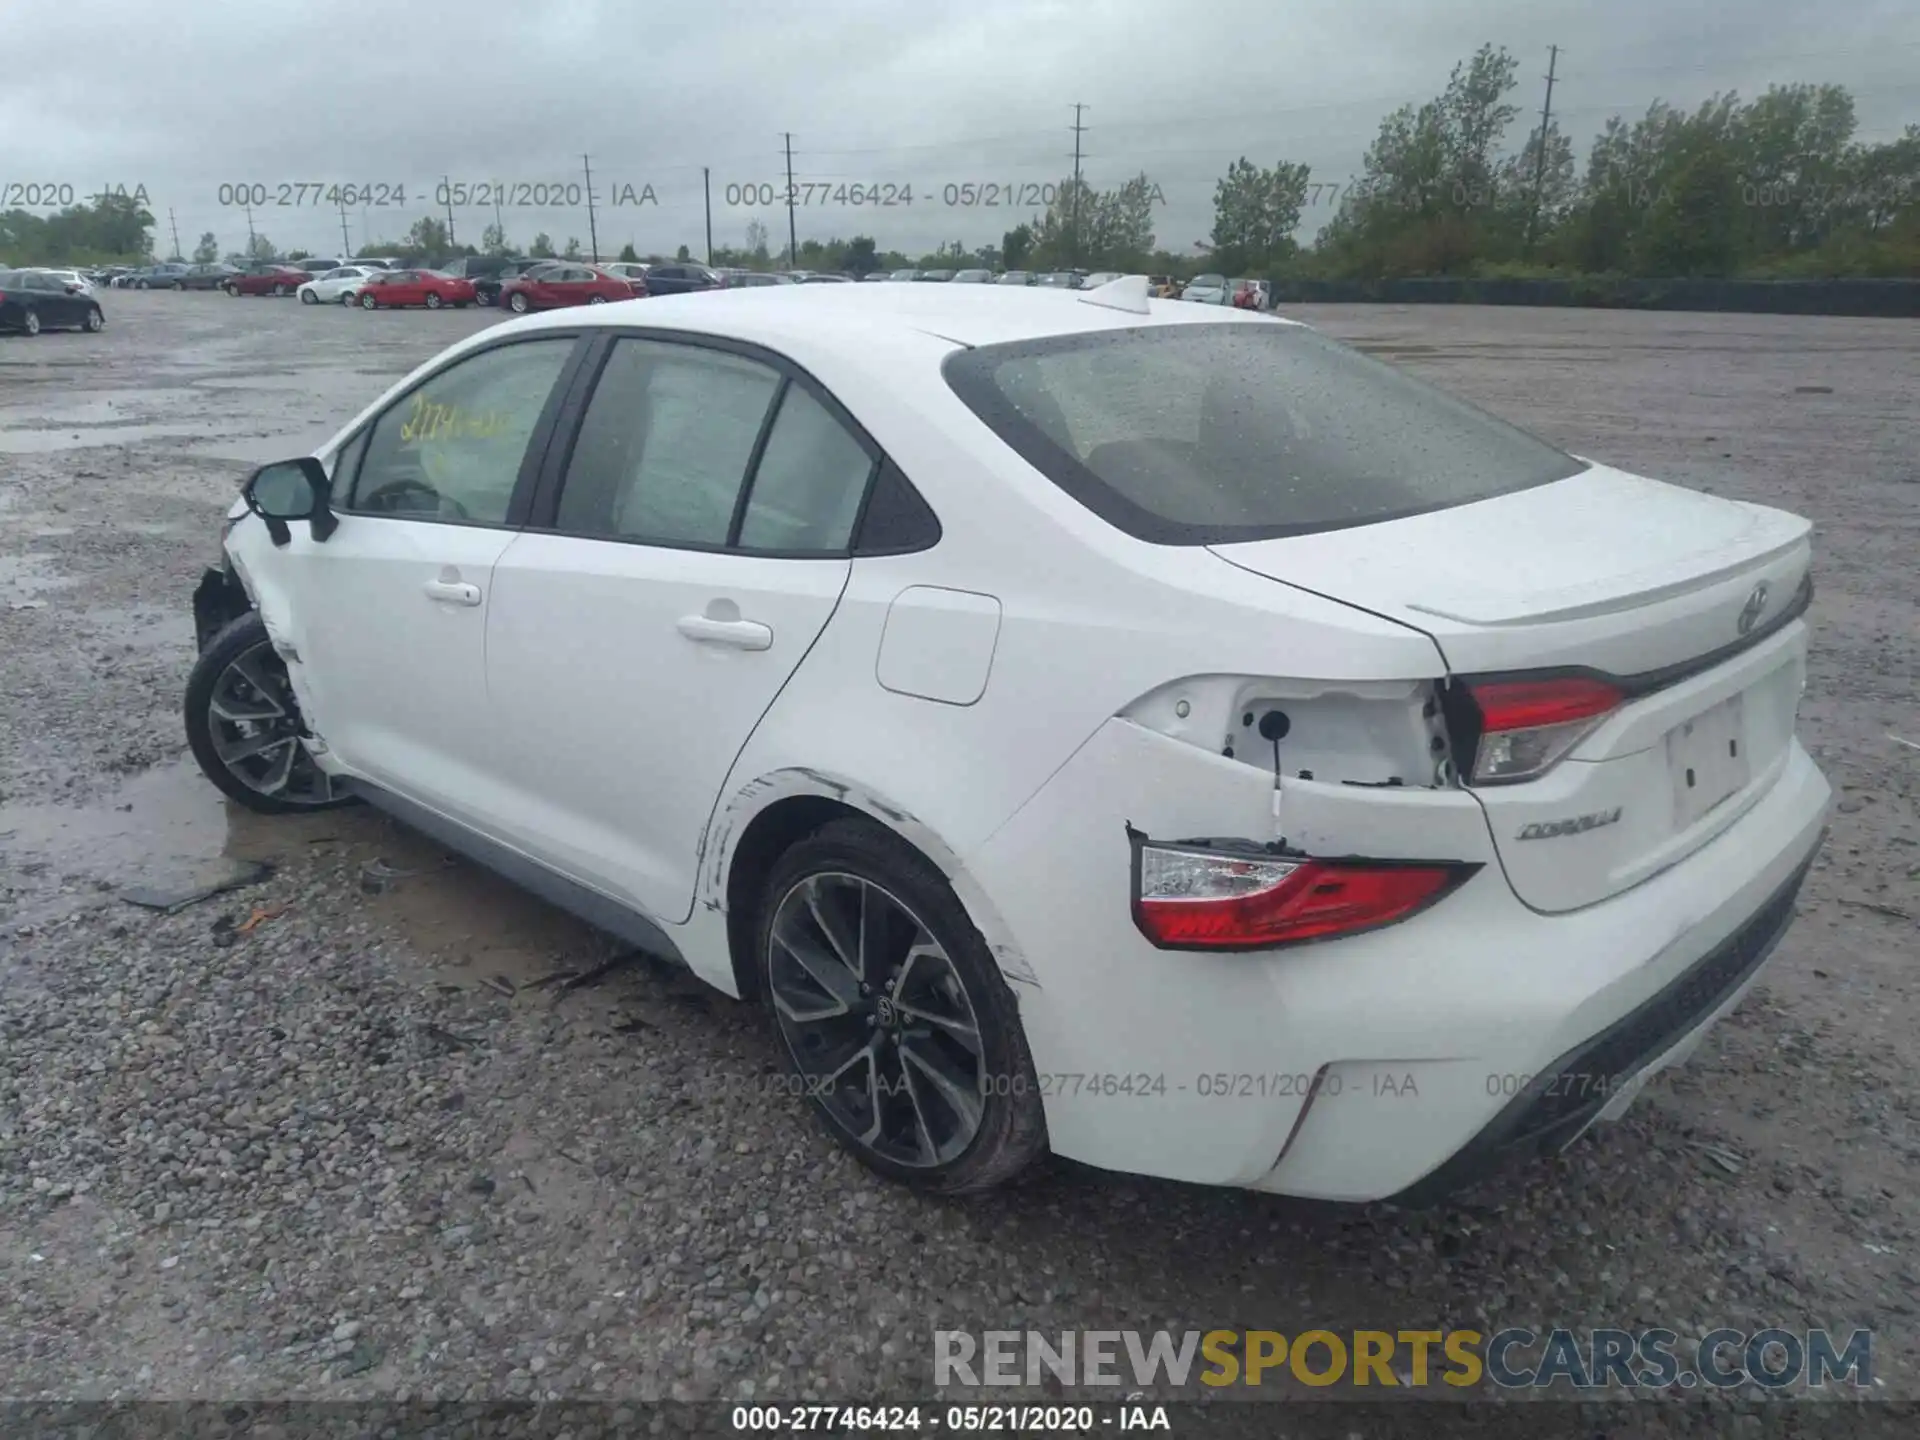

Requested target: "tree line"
[{"left": 5, "top": 48, "right": 1913, "bottom": 280}]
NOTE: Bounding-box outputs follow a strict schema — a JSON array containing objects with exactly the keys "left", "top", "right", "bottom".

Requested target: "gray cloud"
[{"left": 5, "top": 0, "right": 1915, "bottom": 260}]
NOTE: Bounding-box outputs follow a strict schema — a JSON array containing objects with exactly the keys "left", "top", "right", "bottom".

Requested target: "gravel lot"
[{"left": 1, "top": 293, "right": 1915, "bottom": 1423}]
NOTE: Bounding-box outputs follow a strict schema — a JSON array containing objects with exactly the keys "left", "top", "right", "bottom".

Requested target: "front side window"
[
  {"left": 555, "top": 339, "right": 780, "bottom": 545},
  {"left": 944, "top": 322, "right": 1587, "bottom": 543},
  {"left": 347, "top": 338, "right": 576, "bottom": 523}
]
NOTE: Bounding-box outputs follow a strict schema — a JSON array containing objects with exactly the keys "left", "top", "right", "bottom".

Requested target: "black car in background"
[
  {"left": 641, "top": 261, "right": 724, "bottom": 295},
  {"left": 178, "top": 263, "right": 240, "bottom": 290},
  {"left": 0, "top": 268, "right": 106, "bottom": 335},
  {"left": 133, "top": 263, "right": 193, "bottom": 290},
  {"left": 469, "top": 258, "right": 557, "bottom": 306}
]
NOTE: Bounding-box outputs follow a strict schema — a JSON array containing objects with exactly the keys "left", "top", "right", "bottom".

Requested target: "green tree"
[
  {"left": 480, "top": 221, "right": 509, "bottom": 256},
  {"left": 404, "top": 216, "right": 450, "bottom": 257},
  {"left": 246, "top": 233, "right": 277, "bottom": 261},
  {"left": 530, "top": 233, "right": 557, "bottom": 259},
  {"left": 562, "top": 236, "right": 582, "bottom": 260},
  {"left": 675, "top": 243, "right": 691, "bottom": 261},
  {"left": 1001, "top": 223, "right": 1033, "bottom": 269},
  {"left": 744, "top": 219, "right": 770, "bottom": 265},
  {"left": 617, "top": 241, "right": 640, "bottom": 262},
  {"left": 192, "top": 232, "right": 220, "bottom": 264},
  {"left": 1209, "top": 158, "right": 1311, "bottom": 274},
  {"left": 844, "top": 235, "right": 879, "bottom": 274}
]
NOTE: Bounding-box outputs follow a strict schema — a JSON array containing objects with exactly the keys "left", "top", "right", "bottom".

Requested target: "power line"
[
  {"left": 1069, "top": 103, "right": 1087, "bottom": 268},
  {"left": 1527, "top": 44, "right": 1561, "bottom": 254}
]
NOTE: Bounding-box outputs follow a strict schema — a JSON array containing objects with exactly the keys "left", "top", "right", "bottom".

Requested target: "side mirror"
[{"left": 243, "top": 457, "right": 338, "bottom": 547}]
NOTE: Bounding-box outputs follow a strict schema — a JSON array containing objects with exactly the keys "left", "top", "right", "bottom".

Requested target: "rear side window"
[
  {"left": 943, "top": 322, "right": 1586, "bottom": 543},
  {"left": 737, "top": 384, "right": 876, "bottom": 552}
]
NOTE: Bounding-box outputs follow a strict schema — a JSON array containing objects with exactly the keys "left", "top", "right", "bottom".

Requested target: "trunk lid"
[{"left": 1211, "top": 465, "right": 1815, "bottom": 912}]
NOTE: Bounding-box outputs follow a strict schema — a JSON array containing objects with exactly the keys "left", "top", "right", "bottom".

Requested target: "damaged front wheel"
[{"left": 184, "top": 613, "right": 353, "bottom": 814}]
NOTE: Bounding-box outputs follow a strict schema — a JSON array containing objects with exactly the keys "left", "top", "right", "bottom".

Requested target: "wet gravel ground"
[{"left": 1, "top": 294, "right": 1916, "bottom": 1427}]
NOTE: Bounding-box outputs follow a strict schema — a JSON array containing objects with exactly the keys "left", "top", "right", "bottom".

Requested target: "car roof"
[{"left": 488, "top": 278, "right": 1297, "bottom": 352}]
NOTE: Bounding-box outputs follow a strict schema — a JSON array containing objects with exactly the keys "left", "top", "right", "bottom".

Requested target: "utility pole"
[
  {"left": 442, "top": 175, "right": 457, "bottom": 251},
  {"left": 244, "top": 198, "right": 257, "bottom": 256},
  {"left": 168, "top": 208, "right": 183, "bottom": 261},
  {"left": 1069, "top": 103, "right": 1088, "bottom": 269},
  {"left": 338, "top": 198, "right": 352, "bottom": 258},
  {"left": 582, "top": 153, "right": 600, "bottom": 263},
  {"left": 1526, "top": 44, "right": 1560, "bottom": 253},
  {"left": 703, "top": 166, "right": 714, "bottom": 266},
  {"left": 782, "top": 132, "right": 798, "bottom": 267},
  {"left": 494, "top": 195, "right": 505, "bottom": 252}
]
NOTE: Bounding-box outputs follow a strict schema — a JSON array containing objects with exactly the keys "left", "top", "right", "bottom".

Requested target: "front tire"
[
  {"left": 84, "top": 307, "right": 104, "bottom": 333},
  {"left": 300, "top": 289, "right": 317, "bottom": 304},
  {"left": 136, "top": 280, "right": 150, "bottom": 290},
  {"left": 425, "top": 292, "right": 443, "bottom": 310},
  {"left": 226, "top": 283, "right": 241, "bottom": 297},
  {"left": 184, "top": 613, "right": 353, "bottom": 815},
  {"left": 360, "top": 292, "right": 378, "bottom": 310},
  {"left": 757, "top": 818, "right": 1046, "bottom": 1193},
  {"left": 507, "top": 291, "right": 529, "bottom": 313},
  {"left": 22, "top": 309, "right": 41, "bottom": 336}
]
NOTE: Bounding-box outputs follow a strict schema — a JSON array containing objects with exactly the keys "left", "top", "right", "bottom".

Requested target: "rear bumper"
[{"left": 966, "top": 720, "right": 1830, "bottom": 1200}]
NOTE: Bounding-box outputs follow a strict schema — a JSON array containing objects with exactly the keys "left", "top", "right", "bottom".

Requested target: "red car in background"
[
  {"left": 497, "top": 263, "right": 642, "bottom": 313},
  {"left": 225, "top": 263, "right": 310, "bottom": 297},
  {"left": 356, "top": 269, "right": 477, "bottom": 311}
]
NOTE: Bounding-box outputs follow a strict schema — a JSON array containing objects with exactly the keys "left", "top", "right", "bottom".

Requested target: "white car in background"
[
  {"left": 297, "top": 265, "right": 381, "bottom": 305},
  {"left": 602, "top": 262, "right": 650, "bottom": 286},
  {"left": 182, "top": 277, "right": 1829, "bottom": 1202},
  {"left": 33, "top": 267, "right": 96, "bottom": 294},
  {"left": 1181, "top": 272, "right": 1231, "bottom": 304}
]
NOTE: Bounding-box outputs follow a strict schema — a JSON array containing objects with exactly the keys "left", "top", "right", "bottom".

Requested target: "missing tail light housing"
[
  {"left": 1131, "top": 838, "right": 1477, "bottom": 951},
  {"left": 1444, "top": 675, "right": 1624, "bottom": 785}
]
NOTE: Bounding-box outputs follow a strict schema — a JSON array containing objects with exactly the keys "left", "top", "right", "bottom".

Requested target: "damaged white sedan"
[{"left": 185, "top": 277, "right": 1830, "bottom": 1200}]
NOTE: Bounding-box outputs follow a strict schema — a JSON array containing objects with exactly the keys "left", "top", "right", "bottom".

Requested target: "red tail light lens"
[
  {"left": 1132, "top": 842, "right": 1473, "bottom": 951},
  {"left": 1463, "top": 677, "right": 1622, "bottom": 784}
]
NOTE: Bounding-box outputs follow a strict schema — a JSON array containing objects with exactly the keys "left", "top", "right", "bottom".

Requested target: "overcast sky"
[{"left": 6, "top": 0, "right": 1916, "bottom": 262}]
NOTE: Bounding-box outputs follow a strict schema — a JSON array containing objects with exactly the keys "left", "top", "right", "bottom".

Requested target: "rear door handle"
[
  {"left": 423, "top": 579, "right": 482, "bottom": 606},
  {"left": 676, "top": 614, "right": 773, "bottom": 650}
]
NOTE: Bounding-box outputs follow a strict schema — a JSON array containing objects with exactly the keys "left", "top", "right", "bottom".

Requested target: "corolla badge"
[
  {"left": 1737, "top": 581, "right": 1771, "bottom": 636},
  {"left": 1516, "top": 808, "right": 1623, "bottom": 841}
]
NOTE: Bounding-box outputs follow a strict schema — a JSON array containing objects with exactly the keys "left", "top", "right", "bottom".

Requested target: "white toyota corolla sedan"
[
  {"left": 296, "top": 265, "right": 381, "bottom": 305},
  {"left": 184, "top": 277, "right": 1830, "bottom": 1201}
]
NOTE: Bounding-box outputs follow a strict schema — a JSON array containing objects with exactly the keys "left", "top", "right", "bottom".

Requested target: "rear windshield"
[{"left": 943, "top": 321, "right": 1586, "bottom": 544}]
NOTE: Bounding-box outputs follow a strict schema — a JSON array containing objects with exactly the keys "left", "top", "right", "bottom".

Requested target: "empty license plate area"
[{"left": 1666, "top": 691, "right": 1749, "bottom": 830}]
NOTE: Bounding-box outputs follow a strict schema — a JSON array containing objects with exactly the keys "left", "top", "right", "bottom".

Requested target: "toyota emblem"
[{"left": 1737, "top": 581, "right": 1771, "bottom": 636}]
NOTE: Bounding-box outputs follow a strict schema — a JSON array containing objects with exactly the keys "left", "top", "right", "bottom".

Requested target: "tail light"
[
  {"left": 1131, "top": 840, "right": 1474, "bottom": 951},
  {"left": 1453, "top": 676, "right": 1623, "bottom": 785}
]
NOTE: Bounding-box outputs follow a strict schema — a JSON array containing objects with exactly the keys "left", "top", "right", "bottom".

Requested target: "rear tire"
[
  {"left": 184, "top": 612, "right": 355, "bottom": 815},
  {"left": 507, "top": 291, "right": 529, "bottom": 313},
  {"left": 22, "top": 309, "right": 41, "bottom": 336},
  {"left": 425, "top": 292, "right": 443, "bottom": 310},
  {"left": 84, "top": 307, "right": 104, "bottom": 333},
  {"left": 300, "top": 289, "right": 317, "bottom": 304},
  {"left": 360, "top": 292, "right": 378, "bottom": 310},
  {"left": 756, "top": 818, "right": 1047, "bottom": 1194},
  {"left": 226, "top": 283, "right": 240, "bottom": 297}
]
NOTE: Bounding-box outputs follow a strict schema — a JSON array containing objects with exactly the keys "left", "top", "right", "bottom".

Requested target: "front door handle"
[
  {"left": 423, "top": 579, "right": 482, "bottom": 606},
  {"left": 676, "top": 614, "right": 773, "bottom": 650}
]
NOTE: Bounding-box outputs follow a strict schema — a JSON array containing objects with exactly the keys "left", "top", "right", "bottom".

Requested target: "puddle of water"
[{"left": 0, "top": 422, "right": 215, "bottom": 455}]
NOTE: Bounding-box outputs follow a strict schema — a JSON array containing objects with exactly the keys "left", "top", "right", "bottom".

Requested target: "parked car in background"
[
  {"left": 726, "top": 272, "right": 794, "bottom": 288},
  {"left": 917, "top": 269, "right": 955, "bottom": 282},
  {"left": 355, "top": 269, "right": 477, "bottom": 310},
  {"left": 292, "top": 258, "right": 346, "bottom": 276},
  {"left": 797, "top": 272, "right": 853, "bottom": 283},
  {"left": 1182, "top": 273, "right": 1231, "bottom": 305},
  {"left": 1033, "top": 272, "right": 1082, "bottom": 289},
  {"left": 0, "top": 268, "right": 106, "bottom": 334},
  {"left": 950, "top": 269, "right": 994, "bottom": 284},
  {"left": 356, "top": 257, "right": 404, "bottom": 270},
  {"left": 1081, "top": 271, "right": 1130, "bottom": 290},
  {"left": 178, "top": 263, "right": 239, "bottom": 291},
  {"left": 298, "top": 265, "right": 381, "bottom": 305},
  {"left": 31, "top": 267, "right": 97, "bottom": 294},
  {"left": 889, "top": 269, "right": 922, "bottom": 281},
  {"left": 995, "top": 270, "right": 1033, "bottom": 286},
  {"left": 602, "top": 262, "right": 651, "bottom": 285},
  {"left": 470, "top": 260, "right": 555, "bottom": 307},
  {"left": 1232, "top": 278, "right": 1272, "bottom": 311},
  {"left": 226, "top": 263, "right": 310, "bottom": 297},
  {"left": 858, "top": 272, "right": 890, "bottom": 283},
  {"left": 496, "top": 263, "right": 637, "bottom": 312},
  {"left": 642, "top": 262, "right": 724, "bottom": 296},
  {"left": 1149, "top": 275, "right": 1181, "bottom": 298},
  {"left": 133, "top": 263, "right": 193, "bottom": 290}
]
